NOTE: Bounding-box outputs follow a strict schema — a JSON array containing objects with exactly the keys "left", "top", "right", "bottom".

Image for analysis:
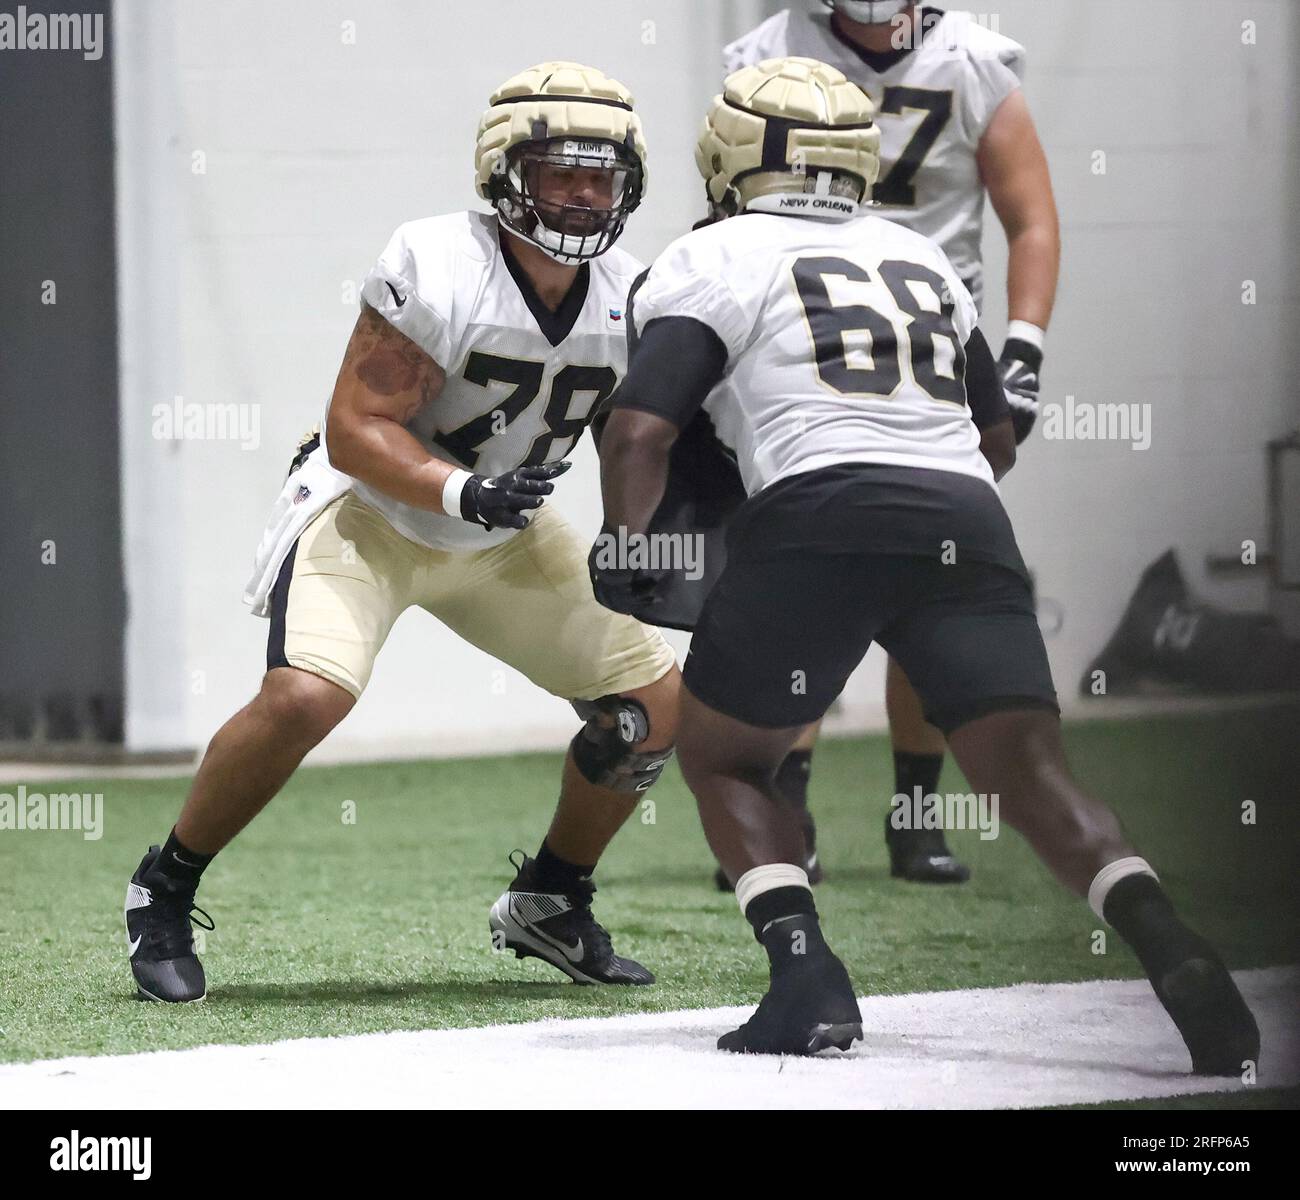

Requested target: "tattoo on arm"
[{"left": 344, "top": 305, "right": 441, "bottom": 410}]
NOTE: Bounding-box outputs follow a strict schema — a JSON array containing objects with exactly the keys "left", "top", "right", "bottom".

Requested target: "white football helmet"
[
  {"left": 821, "top": 0, "right": 914, "bottom": 24},
  {"left": 474, "top": 62, "right": 648, "bottom": 265},
  {"left": 695, "top": 57, "right": 880, "bottom": 221}
]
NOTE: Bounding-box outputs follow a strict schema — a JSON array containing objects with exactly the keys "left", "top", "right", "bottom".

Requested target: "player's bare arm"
[
  {"left": 327, "top": 304, "right": 561, "bottom": 529},
  {"left": 596, "top": 317, "right": 723, "bottom": 533},
  {"left": 592, "top": 315, "right": 723, "bottom": 613},
  {"left": 979, "top": 90, "right": 1059, "bottom": 445},
  {"left": 593, "top": 406, "right": 678, "bottom": 616},
  {"left": 325, "top": 303, "right": 455, "bottom": 512},
  {"left": 598, "top": 408, "right": 677, "bottom": 537},
  {"left": 978, "top": 89, "right": 1060, "bottom": 332}
]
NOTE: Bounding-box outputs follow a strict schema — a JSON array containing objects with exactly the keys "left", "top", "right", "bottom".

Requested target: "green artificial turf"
[{"left": 1, "top": 702, "right": 1296, "bottom": 1098}]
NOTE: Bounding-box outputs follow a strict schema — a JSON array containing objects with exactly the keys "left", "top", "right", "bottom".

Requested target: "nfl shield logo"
[{"left": 293, "top": 485, "right": 311, "bottom": 505}]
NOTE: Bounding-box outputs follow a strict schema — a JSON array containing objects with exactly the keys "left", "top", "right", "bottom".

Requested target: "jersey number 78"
[{"left": 432, "top": 353, "right": 617, "bottom": 468}]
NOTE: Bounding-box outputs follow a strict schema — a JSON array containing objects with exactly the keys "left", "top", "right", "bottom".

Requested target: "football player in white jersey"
[
  {"left": 591, "top": 59, "right": 1258, "bottom": 1069},
  {"left": 123, "top": 63, "right": 681, "bottom": 1003},
  {"left": 722, "top": 0, "right": 1060, "bottom": 885}
]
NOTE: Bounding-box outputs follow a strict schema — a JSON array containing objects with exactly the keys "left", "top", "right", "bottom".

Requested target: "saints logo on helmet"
[
  {"left": 821, "top": 0, "right": 914, "bottom": 24},
  {"left": 694, "top": 57, "right": 880, "bottom": 221},
  {"left": 474, "top": 61, "right": 648, "bottom": 265}
]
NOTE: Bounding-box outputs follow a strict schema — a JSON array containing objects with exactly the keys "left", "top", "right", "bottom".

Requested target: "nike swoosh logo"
[
  {"left": 172, "top": 851, "right": 201, "bottom": 868},
  {"left": 528, "top": 922, "right": 584, "bottom": 964},
  {"left": 128, "top": 934, "right": 142, "bottom": 957},
  {"left": 386, "top": 282, "right": 406, "bottom": 307},
  {"left": 554, "top": 936, "right": 584, "bottom": 964}
]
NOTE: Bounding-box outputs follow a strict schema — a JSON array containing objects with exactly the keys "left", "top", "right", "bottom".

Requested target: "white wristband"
[
  {"left": 441, "top": 468, "right": 473, "bottom": 519},
  {"left": 1006, "top": 320, "right": 1046, "bottom": 352}
]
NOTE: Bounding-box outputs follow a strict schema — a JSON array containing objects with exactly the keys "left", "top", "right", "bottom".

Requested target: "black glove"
[
  {"left": 998, "top": 337, "right": 1043, "bottom": 445},
  {"left": 459, "top": 461, "right": 571, "bottom": 530},
  {"left": 588, "top": 524, "right": 661, "bottom": 615}
]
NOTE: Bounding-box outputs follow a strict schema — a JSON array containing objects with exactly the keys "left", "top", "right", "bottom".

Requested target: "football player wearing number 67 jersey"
[
  {"left": 592, "top": 59, "right": 1258, "bottom": 1070},
  {"left": 722, "top": 0, "right": 1060, "bottom": 887},
  {"left": 121, "top": 63, "right": 680, "bottom": 1004}
]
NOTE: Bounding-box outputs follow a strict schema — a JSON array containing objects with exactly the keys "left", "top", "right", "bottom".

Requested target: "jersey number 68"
[{"left": 792, "top": 256, "right": 967, "bottom": 407}]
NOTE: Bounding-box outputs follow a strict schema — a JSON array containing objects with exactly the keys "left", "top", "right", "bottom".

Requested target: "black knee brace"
[{"left": 570, "top": 695, "right": 673, "bottom": 793}]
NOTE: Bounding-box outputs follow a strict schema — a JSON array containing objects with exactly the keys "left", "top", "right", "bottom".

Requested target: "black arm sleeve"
[
  {"left": 964, "top": 326, "right": 1010, "bottom": 431},
  {"left": 608, "top": 315, "right": 729, "bottom": 430}
]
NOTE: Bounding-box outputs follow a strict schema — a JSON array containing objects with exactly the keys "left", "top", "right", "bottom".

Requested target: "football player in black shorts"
[
  {"left": 719, "top": 0, "right": 1060, "bottom": 887},
  {"left": 588, "top": 58, "right": 1259, "bottom": 1070}
]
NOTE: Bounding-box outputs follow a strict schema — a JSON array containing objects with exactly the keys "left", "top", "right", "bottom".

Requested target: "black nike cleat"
[
  {"left": 885, "top": 814, "right": 971, "bottom": 884},
  {"left": 1154, "top": 950, "right": 1261, "bottom": 1076},
  {"left": 124, "top": 845, "right": 212, "bottom": 1003},
  {"left": 489, "top": 853, "right": 653, "bottom": 986},
  {"left": 719, "top": 916, "right": 862, "bottom": 1056}
]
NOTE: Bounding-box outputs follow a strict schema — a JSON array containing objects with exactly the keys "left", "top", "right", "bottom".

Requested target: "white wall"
[
  {"left": 114, "top": 0, "right": 1300, "bottom": 758},
  {"left": 975, "top": 0, "right": 1300, "bottom": 689}
]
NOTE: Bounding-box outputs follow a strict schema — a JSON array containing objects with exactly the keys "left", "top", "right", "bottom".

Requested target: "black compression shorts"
[{"left": 682, "top": 468, "right": 1059, "bottom": 734}]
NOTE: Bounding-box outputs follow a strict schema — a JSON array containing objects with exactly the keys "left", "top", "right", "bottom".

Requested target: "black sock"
[
  {"left": 890, "top": 751, "right": 944, "bottom": 837},
  {"left": 1102, "top": 873, "right": 1210, "bottom": 982},
  {"left": 775, "top": 750, "right": 813, "bottom": 810},
  {"left": 534, "top": 840, "right": 595, "bottom": 893},
  {"left": 760, "top": 914, "right": 832, "bottom": 977},
  {"left": 754, "top": 907, "right": 829, "bottom": 976},
  {"left": 892, "top": 750, "right": 943, "bottom": 802},
  {"left": 744, "top": 884, "right": 817, "bottom": 943},
  {"left": 147, "top": 828, "right": 214, "bottom": 892}
]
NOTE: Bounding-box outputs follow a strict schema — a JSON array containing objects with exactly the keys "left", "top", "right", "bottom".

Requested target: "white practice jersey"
[
  {"left": 724, "top": 5, "right": 1024, "bottom": 307},
  {"left": 632, "top": 211, "right": 991, "bottom": 496},
  {"left": 340, "top": 211, "right": 642, "bottom": 552}
]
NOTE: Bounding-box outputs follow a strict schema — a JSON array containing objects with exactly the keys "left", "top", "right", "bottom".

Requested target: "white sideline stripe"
[{"left": 2, "top": 967, "right": 1294, "bottom": 1110}]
